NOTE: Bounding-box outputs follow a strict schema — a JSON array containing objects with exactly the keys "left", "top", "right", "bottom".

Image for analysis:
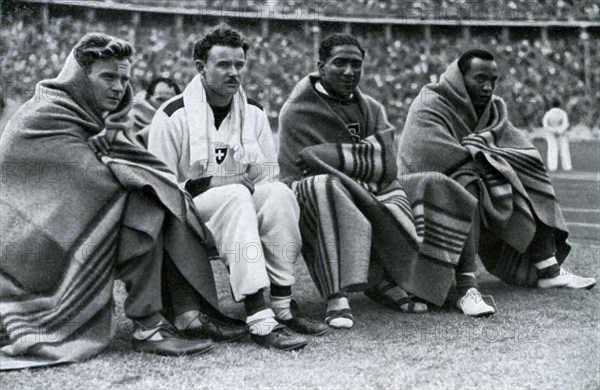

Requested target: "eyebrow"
[{"left": 332, "top": 57, "right": 362, "bottom": 62}]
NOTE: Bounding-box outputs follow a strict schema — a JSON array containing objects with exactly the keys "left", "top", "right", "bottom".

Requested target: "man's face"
[
  {"left": 318, "top": 44, "right": 363, "bottom": 99},
  {"left": 87, "top": 58, "right": 131, "bottom": 112},
  {"left": 148, "top": 82, "right": 178, "bottom": 109},
  {"left": 463, "top": 58, "right": 498, "bottom": 113},
  {"left": 197, "top": 45, "right": 245, "bottom": 100}
]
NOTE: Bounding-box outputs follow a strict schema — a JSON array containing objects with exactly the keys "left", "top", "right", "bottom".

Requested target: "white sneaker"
[
  {"left": 456, "top": 288, "right": 496, "bottom": 317},
  {"left": 537, "top": 268, "right": 596, "bottom": 289}
]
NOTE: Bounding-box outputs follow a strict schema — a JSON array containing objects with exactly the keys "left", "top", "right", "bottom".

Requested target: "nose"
[
  {"left": 342, "top": 63, "right": 353, "bottom": 75},
  {"left": 228, "top": 64, "right": 239, "bottom": 77},
  {"left": 111, "top": 80, "right": 125, "bottom": 93},
  {"left": 482, "top": 81, "right": 493, "bottom": 92}
]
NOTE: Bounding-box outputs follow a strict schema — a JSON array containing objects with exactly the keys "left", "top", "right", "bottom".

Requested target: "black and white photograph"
[{"left": 1, "top": 0, "right": 598, "bottom": 388}]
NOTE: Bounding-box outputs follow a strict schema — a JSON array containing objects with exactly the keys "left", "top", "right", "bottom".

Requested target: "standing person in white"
[
  {"left": 147, "top": 24, "right": 328, "bottom": 351},
  {"left": 542, "top": 98, "right": 572, "bottom": 171}
]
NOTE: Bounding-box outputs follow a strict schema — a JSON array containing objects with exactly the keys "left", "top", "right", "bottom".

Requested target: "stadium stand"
[
  {"left": 44, "top": 0, "right": 600, "bottom": 20},
  {"left": 1, "top": 0, "right": 598, "bottom": 239}
]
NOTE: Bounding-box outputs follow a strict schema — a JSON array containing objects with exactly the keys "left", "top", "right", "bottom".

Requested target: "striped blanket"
[
  {"left": 297, "top": 130, "right": 476, "bottom": 305},
  {"left": 397, "top": 60, "right": 570, "bottom": 286},
  {"left": 0, "top": 53, "right": 218, "bottom": 370}
]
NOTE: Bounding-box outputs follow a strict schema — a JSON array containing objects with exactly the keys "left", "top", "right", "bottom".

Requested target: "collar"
[{"left": 315, "top": 81, "right": 354, "bottom": 101}]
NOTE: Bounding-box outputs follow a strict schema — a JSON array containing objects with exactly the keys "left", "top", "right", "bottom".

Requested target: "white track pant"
[
  {"left": 531, "top": 129, "right": 572, "bottom": 171},
  {"left": 545, "top": 134, "right": 572, "bottom": 171},
  {"left": 193, "top": 182, "right": 301, "bottom": 302}
]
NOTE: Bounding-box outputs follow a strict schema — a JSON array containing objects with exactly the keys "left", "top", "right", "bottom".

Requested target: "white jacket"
[{"left": 147, "top": 79, "right": 279, "bottom": 184}]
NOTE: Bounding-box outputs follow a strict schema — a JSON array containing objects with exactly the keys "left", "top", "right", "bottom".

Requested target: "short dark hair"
[
  {"left": 145, "top": 77, "right": 181, "bottom": 100},
  {"left": 318, "top": 33, "right": 365, "bottom": 62},
  {"left": 74, "top": 33, "right": 133, "bottom": 72},
  {"left": 192, "top": 23, "right": 249, "bottom": 62},
  {"left": 458, "top": 49, "right": 495, "bottom": 75}
]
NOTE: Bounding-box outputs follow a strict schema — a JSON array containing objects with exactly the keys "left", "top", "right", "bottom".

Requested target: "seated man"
[
  {"left": 131, "top": 76, "right": 181, "bottom": 146},
  {"left": 278, "top": 34, "right": 484, "bottom": 325},
  {"left": 0, "top": 33, "right": 247, "bottom": 370},
  {"left": 396, "top": 49, "right": 595, "bottom": 311},
  {"left": 147, "top": 24, "right": 328, "bottom": 351}
]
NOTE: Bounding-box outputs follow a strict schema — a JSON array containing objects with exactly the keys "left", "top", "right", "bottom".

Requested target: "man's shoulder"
[
  {"left": 161, "top": 96, "right": 185, "bottom": 117},
  {"left": 360, "top": 92, "right": 384, "bottom": 108},
  {"left": 246, "top": 98, "right": 264, "bottom": 112}
]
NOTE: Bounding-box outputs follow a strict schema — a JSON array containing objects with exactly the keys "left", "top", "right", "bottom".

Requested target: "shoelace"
[
  {"left": 559, "top": 267, "right": 574, "bottom": 277},
  {"left": 462, "top": 289, "right": 499, "bottom": 315},
  {"left": 466, "top": 288, "right": 483, "bottom": 303}
]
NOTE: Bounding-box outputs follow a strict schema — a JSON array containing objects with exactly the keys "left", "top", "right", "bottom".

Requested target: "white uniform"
[
  {"left": 147, "top": 76, "right": 300, "bottom": 302},
  {"left": 541, "top": 107, "right": 572, "bottom": 171}
]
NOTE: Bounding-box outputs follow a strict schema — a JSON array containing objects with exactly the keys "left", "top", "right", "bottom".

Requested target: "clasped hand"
[{"left": 88, "top": 108, "right": 132, "bottom": 158}]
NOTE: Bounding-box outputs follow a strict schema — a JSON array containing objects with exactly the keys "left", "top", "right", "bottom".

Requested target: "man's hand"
[
  {"left": 88, "top": 106, "right": 133, "bottom": 158},
  {"left": 209, "top": 173, "right": 255, "bottom": 194},
  {"left": 296, "top": 159, "right": 314, "bottom": 177}
]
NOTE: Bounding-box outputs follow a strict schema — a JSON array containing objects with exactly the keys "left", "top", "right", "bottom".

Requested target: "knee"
[
  {"left": 268, "top": 182, "right": 297, "bottom": 204},
  {"left": 263, "top": 182, "right": 299, "bottom": 215},
  {"left": 222, "top": 184, "right": 255, "bottom": 209}
]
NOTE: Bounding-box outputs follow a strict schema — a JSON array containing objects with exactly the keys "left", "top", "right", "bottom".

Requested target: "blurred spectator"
[
  {"left": 131, "top": 76, "right": 181, "bottom": 146},
  {"left": 539, "top": 98, "right": 572, "bottom": 171}
]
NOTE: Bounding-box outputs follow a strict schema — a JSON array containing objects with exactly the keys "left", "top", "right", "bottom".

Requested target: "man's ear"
[
  {"left": 195, "top": 60, "right": 205, "bottom": 74},
  {"left": 317, "top": 61, "right": 324, "bottom": 77}
]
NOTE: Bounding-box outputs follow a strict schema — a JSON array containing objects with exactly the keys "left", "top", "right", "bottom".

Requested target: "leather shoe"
[
  {"left": 278, "top": 300, "right": 329, "bottom": 336},
  {"left": 250, "top": 324, "right": 308, "bottom": 351},
  {"left": 182, "top": 312, "right": 249, "bottom": 342},
  {"left": 132, "top": 320, "right": 213, "bottom": 356}
]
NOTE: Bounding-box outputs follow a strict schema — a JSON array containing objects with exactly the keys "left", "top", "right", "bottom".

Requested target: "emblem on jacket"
[
  {"left": 215, "top": 147, "right": 228, "bottom": 164},
  {"left": 347, "top": 123, "right": 361, "bottom": 142}
]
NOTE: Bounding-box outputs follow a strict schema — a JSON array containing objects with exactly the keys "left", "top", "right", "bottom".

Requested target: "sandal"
[{"left": 364, "top": 286, "right": 428, "bottom": 314}]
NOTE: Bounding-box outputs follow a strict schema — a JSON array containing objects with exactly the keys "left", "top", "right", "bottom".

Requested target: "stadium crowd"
[
  {"left": 110, "top": 0, "right": 600, "bottom": 21},
  {"left": 1, "top": 13, "right": 599, "bottom": 132}
]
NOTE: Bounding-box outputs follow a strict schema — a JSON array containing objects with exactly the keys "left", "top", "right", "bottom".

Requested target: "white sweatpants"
[
  {"left": 193, "top": 182, "right": 301, "bottom": 302},
  {"left": 545, "top": 133, "right": 572, "bottom": 171},
  {"left": 531, "top": 129, "right": 572, "bottom": 171}
]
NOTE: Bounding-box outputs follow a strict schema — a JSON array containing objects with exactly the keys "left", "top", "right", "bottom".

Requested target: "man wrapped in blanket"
[
  {"left": 396, "top": 50, "right": 595, "bottom": 313},
  {"left": 0, "top": 33, "right": 248, "bottom": 369},
  {"left": 279, "top": 34, "right": 486, "bottom": 325}
]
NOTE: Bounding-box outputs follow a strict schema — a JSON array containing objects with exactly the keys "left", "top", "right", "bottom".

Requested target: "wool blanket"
[
  {"left": 279, "top": 75, "right": 475, "bottom": 305},
  {"left": 396, "top": 60, "right": 570, "bottom": 286},
  {"left": 0, "top": 53, "right": 218, "bottom": 370},
  {"left": 130, "top": 91, "right": 156, "bottom": 147}
]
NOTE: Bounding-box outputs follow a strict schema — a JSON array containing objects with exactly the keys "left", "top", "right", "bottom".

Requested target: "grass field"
[{"left": 2, "top": 242, "right": 599, "bottom": 389}]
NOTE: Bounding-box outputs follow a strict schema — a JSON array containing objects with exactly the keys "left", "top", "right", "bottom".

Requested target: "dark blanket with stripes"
[
  {"left": 298, "top": 131, "right": 476, "bottom": 305},
  {"left": 0, "top": 54, "right": 218, "bottom": 370},
  {"left": 278, "top": 74, "right": 475, "bottom": 305},
  {"left": 396, "top": 60, "right": 570, "bottom": 286}
]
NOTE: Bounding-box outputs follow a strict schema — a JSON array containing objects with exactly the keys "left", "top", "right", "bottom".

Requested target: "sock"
[
  {"left": 246, "top": 308, "right": 278, "bottom": 336},
  {"left": 271, "top": 295, "right": 293, "bottom": 320},
  {"left": 376, "top": 280, "right": 408, "bottom": 301},
  {"left": 326, "top": 296, "right": 353, "bottom": 328},
  {"left": 244, "top": 290, "right": 267, "bottom": 317},
  {"left": 270, "top": 284, "right": 293, "bottom": 320},
  {"left": 135, "top": 313, "right": 163, "bottom": 328},
  {"left": 456, "top": 272, "right": 477, "bottom": 296},
  {"left": 326, "top": 296, "right": 350, "bottom": 312},
  {"left": 535, "top": 257, "right": 560, "bottom": 279},
  {"left": 173, "top": 309, "right": 201, "bottom": 330}
]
